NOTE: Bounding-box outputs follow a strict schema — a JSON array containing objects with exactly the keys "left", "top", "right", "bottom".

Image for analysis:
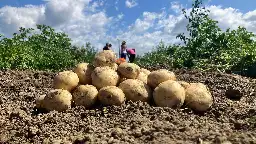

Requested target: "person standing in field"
[
  {"left": 120, "top": 41, "right": 127, "bottom": 60},
  {"left": 103, "top": 43, "right": 112, "bottom": 50},
  {"left": 127, "top": 48, "right": 136, "bottom": 63}
]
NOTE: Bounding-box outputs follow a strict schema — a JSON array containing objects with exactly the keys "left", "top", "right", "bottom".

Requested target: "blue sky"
[
  {"left": 0, "top": 0, "right": 256, "bottom": 55},
  {"left": 1, "top": 0, "right": 254, "bottom": 27}
]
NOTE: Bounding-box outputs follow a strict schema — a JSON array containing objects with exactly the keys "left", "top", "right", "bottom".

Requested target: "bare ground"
[{"left": 0, "top": 68, "right": 255, "bottom": 144}]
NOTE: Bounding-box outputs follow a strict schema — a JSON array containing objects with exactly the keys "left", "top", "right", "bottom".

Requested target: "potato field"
[{"left": 0, "top": 49, "right": 255, "bottom": 144}]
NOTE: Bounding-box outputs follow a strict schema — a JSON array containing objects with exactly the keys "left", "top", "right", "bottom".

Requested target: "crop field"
[
  {"left": 0, "top": 61, "right": 255, "bottom": 144},
  {"left": 0, "top": 0, "right": 256, "bottom": 143}
]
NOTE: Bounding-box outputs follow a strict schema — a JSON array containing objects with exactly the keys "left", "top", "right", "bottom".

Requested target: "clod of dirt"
[
  {"left": 225, "top": 88, "right": 243, "bottom": 101},
  {"left": 27, "top": 126, "right": 39, "bottom": 138}
]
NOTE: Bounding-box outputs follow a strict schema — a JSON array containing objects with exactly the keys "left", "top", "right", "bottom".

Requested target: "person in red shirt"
[{"left": 126, "top": 48, "right": 136, "bottom": 63}]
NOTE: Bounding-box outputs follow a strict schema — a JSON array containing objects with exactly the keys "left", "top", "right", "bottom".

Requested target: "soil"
[{"left": 0, "top": 68, "right": 255, "bottom": 144}]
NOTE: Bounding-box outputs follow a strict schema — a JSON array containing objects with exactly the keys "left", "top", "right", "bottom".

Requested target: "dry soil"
[{"left": 0, "top": 68, "right": 255, "bottom": 144}]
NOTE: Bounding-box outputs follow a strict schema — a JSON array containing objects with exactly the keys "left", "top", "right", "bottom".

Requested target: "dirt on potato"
[{"left": 0, "top": 68, "right": 255, "bottom": 144}]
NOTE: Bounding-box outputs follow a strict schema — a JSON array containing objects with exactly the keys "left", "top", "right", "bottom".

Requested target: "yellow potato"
[
  {"left": 185, "top": 83, "right": 213, "bottom": 112},
  {"left": 177, "top": 81, "right": 190, "bottom": 89},
  {"left": 72, "top": 84, "right": 98, "bottom": 108},
  {"left": 42, "top": 89, "right": 73, "bottom": 112},
  {"left": 117, "top": 62, "right": 140, "bottom": 79},
  {"left": 53, "top": 70, "right": 79, "bottom": 92},
  {"left": 91, "top": 66, "right": 120, "bottom": 89},
  {"left": 137, "top": 72, "right": 148, "bottom": 84},
  {"left": 93, "top": 50, "right": 117, "bottom": 67},
  {"left": 110, "top": 63, "right": 118, "bottom": 71},
  {"left": 147, "top": 69, "right": 176, "bottom": 89},
  {"left": 136, "top": 68, "right": 151, "bottom": 84},
  {"left": 140, "top": 68, "right": 151, "bottom": 75},
  {"left": 153, "top": 80, "right": 185, "bottom": 108},
  {"left": 119, "top": 79, "right": 152, "bottom": 102},
  {"left": 73, "top": 63, "right": 94, "bottom": 85},
  {"left": 98, "top": 86, "right": 126, "bottom": 106}
]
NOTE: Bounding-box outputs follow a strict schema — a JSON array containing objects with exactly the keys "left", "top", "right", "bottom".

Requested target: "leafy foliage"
[
  {"left": 1, "top": 0, "right": 256, "bottom": 77},
  {"left": 135, "top": 41, "right": 175, "bottom": 68},
  {"left": 0, "top": 24, "right": 96, "bottom": 71},
  {"left": 136, "top": 0, "right": 256, "bottom": 76}
]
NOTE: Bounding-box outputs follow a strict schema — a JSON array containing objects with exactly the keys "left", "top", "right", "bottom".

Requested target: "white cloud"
[
  {"left": 128, "top": 12, "right": 165, "bottom": 33},
  {"left": 207, "top": 6, "right": 256, "bottom": 32},
  {"left": 170, "top": 1, "right": 183, "bottom": 14},
  {"left": 115, "top": 0, "right": 119, "bottom": 11},
  {"left": 117, "top": 13, "right": 124, "bottom": 20},
  {"left": 125, "top": 0, "right": 138, "bottom": 8},
  {"left": 44, "top": 0, "right": 90, "bottom": 26},
  {"left": 116, "top": 5, "right": 256, "bottom": 56},
  {"left": 0, "top": 0, "right": 112, "bottom": 51},
  {"left": 0, "top": 5, "right": 45, "bottom": 36}
]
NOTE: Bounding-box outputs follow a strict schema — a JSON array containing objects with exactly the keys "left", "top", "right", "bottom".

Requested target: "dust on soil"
[{"left": 0, "top": 68, "right": 255, "bottom": 144}]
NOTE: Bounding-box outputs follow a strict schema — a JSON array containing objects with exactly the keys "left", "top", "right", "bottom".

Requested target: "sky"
[{"left": 0, "top": 0, "right": 256, "bottom": 55}]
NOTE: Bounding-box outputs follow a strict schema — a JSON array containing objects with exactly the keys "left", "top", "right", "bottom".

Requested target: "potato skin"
[
  {"left": 118, "top": 76, "right": 128, "bottom": 85},
  {"left": 110, "top": 63, "right": 118, "bottom": 71},
  {"left": 177, "top": 81, "right": 190, "bottom": 89},
  {"left": 153, "top": 80, "right": 185, "bottom": 108},
  {"left": 72, "top": 84, "right": 98, "bottom": 108},
  {"left": 189, "top": 83, "right": 209, "bottom": 92},
  {"left": 147, "top": 69, "right": 176, "bottom": 89},
  {"left": 137, "top": 72, "right": 148, "bottom": 84},
  {"left": 53, "top": 70, "right": 79, "bottom": 92},
  {"left": 73, "top": 63, "right": 94, "bottom": 85},
  {"left": 42, "top": 89, "right": 73, "bottom": 112},
  {"left": 136, "top": 68, "right": 151, "bottom": 84},
  {"left": 98, "top": 86, "right": 126, "bottom": 106},
  {"left": 117, "top": 62, "right": 140, "bottom": 79},
  {"left": 140, "top": 68, "right": 151, "bottom": 75},
  {"left": 119, "top": 79, "right": 152, "bottom": 102},
  {"left": 91, "top": 66, "right": 120, "bottom": 89},
  {"left": 93, "top": 50, "right": 117, "bottom": 67},
  {"left": 185, "top": 83, "right": 213, "bottom": 112}
]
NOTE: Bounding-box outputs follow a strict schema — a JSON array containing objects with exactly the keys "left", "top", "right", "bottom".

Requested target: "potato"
[
  {"left": 110, "top": 63, "right": 118, "bottom": 71},
  {"left": 42, "top": 89, "right": 72, "bottom": 112},
  {"left": 98, "top": 86, "right": 125, "bottom": 106},
  {"left": 119, "top": 79, "right": 152, "bottom": 102},
  {"left": 117, "top": 62, "right": 140, "bottom": 79},
  {"left": 136, "top": 68, "right": 151, "bottom": 83},
  {"left": 147, "top": 69, "right": 176, "bottom": 88},
  {"left": 177, "top": 81, "right": 190, "bottom": 89},
  {"left": 153, "top": 80, "right": 185, "bottom": 108},
  {"left": 73, "top": 63, "right": 94, "bottom": 85},
  {"left": 185, "top": 83, "right": 213, "bottom": 112},
  {"left": 118, "top": 76, "right": 127, "bottom": 84},
  {"left": 189, "top": 83, "right": 209, "bottom": 92},
  {"left": 91, "top": 66, "right": 120, "bottom": 89},
  {"left": 35, "top": 95, "right": 46, "bottom": 108},
  {"left": 137, "top": 72, "right": 148, "bottom": 84},
  {"left": 72, "top": 84, "right": 98, "bottom": 108},
  {"left": 140, "top": 68, "right": 151, "bottom": 75},
  {"left": 53, "top": 70, "right": 79, "bottom": 92},
  {"left": 93, "top": 50, "right": 117, "bottom": 67}
]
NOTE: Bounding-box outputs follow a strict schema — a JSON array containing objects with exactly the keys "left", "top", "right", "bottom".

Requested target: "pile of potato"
[{"left": 36, "top": 50, "right": 213, "bottom": 112}]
